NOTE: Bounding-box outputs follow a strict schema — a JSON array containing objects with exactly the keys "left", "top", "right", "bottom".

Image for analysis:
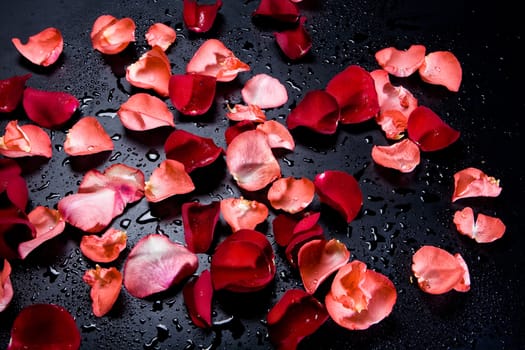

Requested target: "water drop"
[
  {"left": 107, "top": 88, "right": 115, "bottom": 103},
  {"left": 96, "top": 109, "right": 118, "bottom": 118},
  {"left": 144, "top": 336, "right": 158, "bottom": 350},
  {"left": 367, "top": 195, "right": 384, "bottom": 202},
  {"left": 81, "top": 323, "right": 100, "bottom": 332},
  {"left": 364, "top": 135, "right": 373, "bottom": 144},
  {"left": 120, "top": 218, "right": 131, "bottom": 228},
  {"left": 156, "top": 324, "right": 169, "bottom": 341},
  {"left": 302, "top": 157, "right": 314, "bottom": 164},
  {"left": 172, "top": 318, "right": 183, "bottom": 332},
  {"left": 44, "top": 265, "right": 60, "bottom": 282},
  {"left": 111, "top": 133, "right": 121, "bottom": 141},
  {"left": 146, "top": 149, "right": 160, "bottom": 162},
  {"left": 286, "top": 79, "right": 302, "bottom": 92},
  {"left": 34, "top": 181, "right": 50, "bottom": 192},
  {"left": 109, "top": 151, "right": 122, "bottom": 161},
  {"left": 183, "top": 339, "right": 195, "bottom": 350},
  {"left": 152, "top": 300, "right": 163, "bottom": 311},
  {"left": 137, "top": 210, "right": 159, "bottom": 224},
  {"left": 282, "top": 157, "right": 294, "bottom": 167}
]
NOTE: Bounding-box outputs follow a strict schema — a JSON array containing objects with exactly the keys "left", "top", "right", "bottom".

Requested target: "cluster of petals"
[
  {"left": 12, "top": 27, "right": 63, "bottom": 66},
  {"left": 1, "top": 259, "right": 13, "bottom": 312},
  {"left": 22, "top": 87, "right": 79, "bottom": 129},
  {"left": 220, "top": 197, "right": 268, "bottom": 232},
  {"left": 117, "top": 93, "right": 175, "bottom": 131},
  {"left": 183, "top": 0, "right": 223, "bottom": 33},
  {"left": 453, "top": 207, "right": 505, "bottom": 243},
  {"left": 83, "top": 265, "right": 122, "bottom": 317},
  {"left": 452, "top": 167, "right": 502, "bottom": 202},
  {"left": 145, "top": 159, "right": 195, "bottom": 202},
  {"left": 64, "top": 117, "right": 113, "bottom": 156},
  {"left": 90, "top": 15, "right": 135, "bottom": 55},
  {"left": 407, "top": 106, "right": 460, "bottom": 152},
  {"left": 169, "top": 73, "right": 217, "bottom": 116},
  {"left": 183, "top": 269, "right": 213, "bottom": 328},
  {"left": 0, "top": 120, "right": 52, "bottom": 158},
  {"left": 411, "top": 245, "right": 470, "bottom": 294},
  {"left": 145, "top": 23, "right": 176, "bottom": 51},
  {"left": 80, "top": 227, "right": 127, "bottom": 263},
  {"left": 371, "top": 138, "right": 421, "bottom": 173},
  {"left": 241, "top": 73, "right": 288, "bottom": 109},
  {"left": 0, "top": 74, "right": 31, "bottom": 113},
  {"left": 267, "top": 177, "right": 315, "bottom": 214},
  {"left": 182, "top": 201, "right": 220, "bottom": 253},
  {"left": 126, "top": 46, "right": 171, "bottom": 97}
]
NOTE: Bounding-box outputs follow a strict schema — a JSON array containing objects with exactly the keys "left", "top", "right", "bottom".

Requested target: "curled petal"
[
  {"left": 286, "top": 90, "right": 340, "bottom": 134},
  {"left": 225, "top": 129, "right": 281, "bottom": 191},
  {"left": 169, "top": 73, "right": 217, "bottom": 116},
  {"left": 226, "top": 104, "right": 266, "bottom": 123},
  {"left": 0, "top": 120, "right": 52, "bottom": 158},
  {"left": 371, "top": 138, "right": 420, "bottom": 173},
  {"left": 241, "top": 73, "right": 288, "bottom": 109},
  {"left": 220, "top": 197, "right": 269, "bottom": 232},
  {"left": 325, "top": 261, "right": 397, "bottom": 330},
  {"left": 298, "top": 239, "right": 350, "bottom": 294},
  {"left": 1, "top": 259, "right": 13, "bottom": 312},
  {"left": 64, "top": 117, "right": 114, "bottom": 156},
  {"left": 126, "top": 46, "right": 171, "bottom": 97},
  {"left": 22, "top": 87, "right": 79, "bottom": 129},
  {"left": 183, "top": 270, "right": 213, "bottom": 328},
  {"left": 452, "top": 167, "right": 502, "bottom": 202},
  {"left": 183, "top": 0, "right": 223, "bottom": 33},
  {"left": 274, "top": 16, "right": 312, "bottom": 60},
  {"left": 145, "top": 23, "right": 176, "bottom": 51},
  {"left": 285, "top": 226, "right": 324, "bottom": 268},
  {"left": 267, "top": 177, "right": 315, "bottom": 214},
  {"left": 123, "top": 234, "right": 198, "bottom": 298},
  {"left": 0, "top": 74, "right": 31, "bottom": 113},
  {"left": 272, "top": 211, "right": 322, "bottom": 248},
  {"left": 224, "top": 120, "right": 257, "bottom": 145},
  {"left": 453, "top": 207, "right": 506, "bottom": 243},
  {"left": 117, "top": 93, "right": 175, "bottom": 131},
  {"left": 164, "top": 129, "right": 223, "bottom": 173},
  {"left": 145, "top": 159, "right": 195, "bottom": 203},
  {"left": 90, "top": 15, "right": 135, "bottom": 55},
  {"left": 80, "top": 227, "right": 127, "bottom": 263},
  {"left": 374, "top": 44, "right": 426, "bottom": 78},
  {"left": 12, "top": 27, "right": 63, "bottom": 66},
  {"left": 375, "top": 110, "right": 409, "bottom": 140},
  {"left": 412, "top": 245, "right": 470, "bottom": 294},
  {"left": 314, "top": 170, "right": 362, "bottom": 223},
  {"left": 83, "top": 265, "right": 122, "bottom": 317},
  {"left": 18, "top": 206, "right": 65, "bottom": 259},
  {"left": 256, "top": 120, "right": 295, "bottom": 151},
  {"left": 182, "top": 201, "right": 220, "bottom": 254},
  {"left": 419, "top": 51, "right": 462, "bottom": 92},
  {"left": 407, "top": 106, "right": 460, "bottom": 152},
  {"left": 252, "top": 0, "right": 300, "bottom": 22},
  {"left": 267, "top": 289, "right": 328, "bottom": 350}
]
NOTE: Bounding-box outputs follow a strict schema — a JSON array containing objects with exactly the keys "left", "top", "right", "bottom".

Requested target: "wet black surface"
[{"left": 1, "top": 1, "right": 524, "bottom": 349}]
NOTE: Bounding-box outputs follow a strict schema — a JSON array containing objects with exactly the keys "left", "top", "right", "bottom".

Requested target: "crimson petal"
[
  {"left": 274, "top": 17, "right": 312, "bottom": 60},
  {"left": 407, "top": 106, "right": 460, "bottom": 151},
  {"left": 183, "top": 0, "right": 223, "bottom": 33},
  {"left": 169, "top": 73, "right": 217, "bottom": 116},
  {"left": 252, "top": 0, "right": 300, "bottom": 23},
  {"left": 0, "top": 74, "right": 31, "bottom": 113},
  {"left": 183, "top": 269, "right": 213, "bottom": 328},
  {"left": 22, "top": 87, "right": 79, "bottom": 129},
  {"left": 0, "top": 159, "right": 28, "bottom": 211},
  {"left": 182, "top": 201, "right": 220, "bottom": 253},
  {"left": 287, "top": 90, "right": 339, "bottom": 134}
]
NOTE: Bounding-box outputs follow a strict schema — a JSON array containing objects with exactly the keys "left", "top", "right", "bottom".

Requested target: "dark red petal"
[
  {"left": 183, "top": 0, "right": 223, "bottom": 33},
  {"left": 407, "top": 106, "right": 460, "bottom": 151},
  {"left": 0, "top": 158, "right": 28, "bottom": 211},
  {"left": 169, "top": 73, "right": 217, "bottom": 116},
  {"left": 224, "top": 120, "right": 257, "bottom": 145},
  {"left": 284, "top": 227, "right": 324, "bottom": 267},
  {"left": 164, "top": 129, "right": 223, "bottom": 173},
  {"left": 287, "top": 90, "right": 340, "bottom": 134},
  {"left": 7, "top": 304, "right": 81, "bottom": 350},
  {"left": 0, "top": 74, "right": 31, "bottom": 113},
  {"left": 267, "top": 289, "right": 328, "bottom": 350},
  {"left": 182, "top": 201, "right": 220, "bottom": 253},
  {"left": 22, "top": 87, "right": 79, "bottom": 129},
  {"left": 314, "top": 170, "right": 363, "bottom": 223},
  {"left": 274, "top": 17, "right": 312, "bottom": 60},
  {"left": 1, "top": 259, "right": 13, "bottom": 312},
  {"left": 272, "top": 213, "right": 299, "bottom": 247},
  {"left": 325, "top": 65, "right": 379, "bottom": 124},
  {"left": 183, "top": 270, "right": 213, "bottom": 328},
  {"left": 252, "top": 0, "right": 300, "bottom": 22}
]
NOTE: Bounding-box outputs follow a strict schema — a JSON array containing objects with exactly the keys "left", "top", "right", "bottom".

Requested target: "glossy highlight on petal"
[
  {"left": 64, "top": 117, "right": 114, "bottom": 156},
  {"left": 80, "top": 227, "right": 127, "bottom": 263},
  {"left": 220, "top": 197, "right": 269, "bottom": 232},
  {"left": 145, "top": 23, "right": 176, "bottom": 51},
  {"left": 419, "top": 51, "right": 462, "bottom": 92},
  {"left": 22, "top": 87, "right": 79, "bottom": 129},
  {"left": 18, "top": 206, "right": 65, "bottom": 259},
  {"left": 1, "top": 259, "right": 13, "bottom": 312},
  {"left": 182, "top": 201, "right": 220, "bottom": 254},
  {"left": 375, "top": 44, "right": 426, "bottom": 78},
  {"left": 252, "top": 0, "right": 300, "bottom": 22},
  {"left": 12, "top": 27, "right": 63, "bottom": 66},
  {"left": 83, "top": 265, "right": 122, "bottom": 317},
  {"left": 183, "top": 0, "right": 223, "bottom": 33},
  {"left": 241, "top": 73, "right": 288, "bottom": 109},
  {"left": 267, "top": 177, "right": 315, "bottom": 214},
  {"left": 453, "top": 207, "right": 506, "bottom": 243},
  {"left": 169, "top": 73, "right": 217, "bottom": 116},
  {"left": 145, "top": 159, "right": 195, "bottom": 203},
  {"left": 0, "top": 74, "right": 31, "bottom": 113},
  {"left": 407, "top": 106, "right": 460, "bottom": 152},
  {"left": 286, "top": 90, "right": 340, "bottom": 134},
  {"left": 452, "top": 167, "right": 502, "bottom": 202},
  {"left": 274, "top": 16, "right": 312, "bottom": 60},
  {"left": 183, "top": 270, "right": 213, "bottom": 328},
  {"left": 91, "top": 15, "right": 136, "bottom": 55},
  {"left": 0, "top": 120, "right": 52, "bottom": 158},
  {"left": 126, "top": 46, "right": 171, "bottom": 97},
  {"left": 371, "top": 138, "right": 420, "bottom": 173},
  {"left": 117, "top": 93, "right": 175, "bottom": 131}
]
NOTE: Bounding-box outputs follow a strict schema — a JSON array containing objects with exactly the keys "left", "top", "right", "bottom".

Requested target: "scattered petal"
[
  {"left": 452, "top": 167, "right": 502, "bottom": 202},
  {"left": 18, "top": 206, "right": 65, "bottom": 259},
  {"left": 252, "top": 0, "right": 300, "bottom": 22},
  {"left": 224, "top": 119, "right": 257, "bottom": 145},
  {"left": 286, "top": 89, "right": 340, "bottom": 134},
  {"left": 90, "top": 15, "right": 136, "bottom": 55},
  {"left": 256, "top": 120, "right": 295, "bottom": 151},
  {"left": 80, "top": 227, "right": 127, "bottom": 263},
  {"left": 267, "top": 177, "right": 315, "bottom": 214},
  {"left": 375, "top": 110, "right": 409, "bottom": 140},
  {"left": 419, "top": 51, "right": 462, "bottom": 92},
  {"left": 145, "top": 23, "right": 176, "bottom": 51},
  {"left": 169, "top": 73, "right": 217, "bottom": 116},
  {"left": 182, "top": 201, "right": 220, "bottom": 254},
  {"left": 274, "top": 16, "right": 312, "bottom": 60},
  {"left": 0, "top": 159, "right": 28, "bottom": 211},
  {"left": 1, "top": 259, "right": 13, "bottom": 312},
  {"left": 0, "top": 206, "right": 35, "bottom": 260},
  {"left": 407, "top": 106, "right": 460, "bottom": 151},
  {"left": 220, "top": 197, "right": 269, "bottom": 232},
  {"left": 374, "top": 44, "right": 426, "bottom": 78},
  {"left": 453, "top": 207, "right": 506, "bottom": 243},
  {"left": 241, "top": 73, "right": 288, "bottom": 109},
  {"left": 0, "top": 120, "right": 52, "bottom": 158},
  {"left": 22, "top": 87, "right": 79, "bottom": 129},
  {"left": 126, "top": 46, "right": 171, "bottom": 97},
  {"left": 183, "top": 0, "right": 223, "bottom": 33},
  {"left": 12, "top": 27, "right": 63, "bottom": 66},
  {"left": 64, "top": 117, "right": 114, "bottom": 156},
  {"left": 371, "top": 138, "right": 421, "bottom": 173},
  {"left": 83, "top": 265, "right": 122, "bottom": 317},
  {"left": 145, "top": 159, "right": 195, "bottom": 203},
  {"left": 183, "top": 270, "right": 213, "bottom": 328},
  {"left": 0, "top": 74, "right": 31, "bottom": 113},
  {"left": 285, "top": 225, "right": 324, "bottom": 268},
  {"left": 226, "top": 104, "right": 266, "bottom": 123},
  {"left": 272, "top": 211, "right": 322, "bottom": 248},
  {"left": 117, "top": 93, "right": 175, "bottom": 131}
]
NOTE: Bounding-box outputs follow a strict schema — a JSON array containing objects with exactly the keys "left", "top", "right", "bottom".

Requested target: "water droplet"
[
  {"left": 107, "top": 88, "right": 115, "bottom": 103},
  {"left": 96, "top": 109, "right": 118, "bottom": 118},
  {"left": 156, "top": 324, "right": 169, "bottom": 341},
  {"left": 33, "top": 181, "right": 50, "bottom": 192},
  {"left": 62, "top": 158, "right": 71, "bottom": 166},
  {"left": 44, "top": 265, "right": 60, "bottom": 282},
  {"left": 282, "top": 157, "right": 294, "bottom": 167},
  {"left": 120, "top": 218, "right": 131, "bottom": 228},
  {"left": 363, "top": 209, "right": 376, "bottom": 216},
  {"left": 183, "top": 339, "right": 195, "bottom": 350},
  {"left": 146, "top": 149, "right": 160, "bottom": 162},
  {"left": 286, "top": 79, "right": 302, "bottom": 92},
  {"left": 302, "top": 157, "right": 314, "bottom": 164},
  {"left": 420, "top": 190, "right": 440, "bottom": 203},
  {"left": 172, "top": 318, "right": 183, "bottom": 332},
  {"left": 367, "top": 195, "right": 384, "bottom": 202},
  {"left": 152, "top": 300, "right": 163, "bottom": 311},
  {"left": 364, "top": 135, "right": 373, "bottom": 144},
  {"left": 137, "top": 210, "right": 159, "bottom": 224},
  {"left": 45, "top": 193, "right": 60, "bottom": 202},
  {"left": 81, "top": 323, "right": 100, "bottom": 332},
  {"left": 111, "top": 133, "right": 121, "bottom": 141},
  {"left": 109, "top": 151, "right": 122, "bottom": 161},
  {"left": 144, "top": 336, "right": 158, "bottom": 349}
]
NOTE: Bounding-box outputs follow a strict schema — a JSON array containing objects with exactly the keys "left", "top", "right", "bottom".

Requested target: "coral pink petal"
[
  {"left": 1, "top": 259, "right": 13, "bottom": 312},
  {"left": 182, "top": 201, "right": 220, "bottom": 253},
  {"left": 241, "top": 73, "right": 288, "bottom": 109},
  {"left": 80, "top": 227, "right": 127, "bottom": 263},
  {"left": 267, "top": 289, "right": 328, "bottom": 350},
  {"left": 419, "top": 51, "right": 462, "bottom": 92},
  {"left": 375, "top": 110, "right": 409, "bottom": 140},
  {"left": 274, "top": 16, "right": 312, "bottom": 60},
  {"left": 83, "top": 265, "right": 122, "bottom": 317},
  {"left": 18, "top": 206, "right": 65, "bottom": 259},
  {"left": 22, "top": 87, "right": 79, "bottom": 129},
  {"left": 220, "top": 197, "right": 269, "bottom": 232},
  {"left": 145, "top": 159, "right": 195, "bottom": 203},
  {"left": 256, "top": 120, "right": 295, "bottom": 151},
  {"left": 183, "top": 270, "right": 213, "bottom": 328},
  {"left": 326, "top": 65, "right": 379, "bottom": 124},
  {"left": 371, "top": 138, "right": 421, "bottom": 173},
  {"left": 267, "top": 177, "right": 315, "bottom": 214},
  {"left": 452, "top": 167, "right": 502, "bottom": 202},
  {"left": 0, "top": 74, "right": 31, "bottom": 113},
  {"left": 286, "top": 89, "right": 340, "bottom": 134},
  {"left": 64, "top": 117, "right": 113, "bottom": 156},
  {"left": 7, "top": 304, "right": 81, "bottom": 350},
  {"left": 12, "top": 27, "right": 63, "bottom": 66},
  {"left": 314, "top": 170, "right": 362, "bottom": 223},
  {"left": 117, "top": 93, "right": 175, "bottom": 131},
  {"left": 374, "top": 44, "right": 426, "bottom": 78},
  {"left": 407, "top": 106, "right": 460, "bottom": 151},
  {"left": 224, "top": 120, "right": 257, "bottom": 145},
  {"left": 298, "top": 239, "right": 350, "bottom": 294},
  {"left": 0, "top": 121, "right": 52, "bottom": 158},
  {"left": 126, "top": 46, "right": 171, "bottom": 97},
  {"left": 226, "top": 104, "right": 266, "bottom": 122},
  {"left": 453, "top": 207, "right": 506, "bottom": 243},
  {"left": 411, "top": 245, "right": 470, "bottom": 294},
  {"left": 183, "top": 0, "right": 223, "bottom": 33},
  {"left": 90, "top": 15, "right": 136, "bottom": 55},
  {"left": 145, "top": 23, "right": 176, "bottom": 51},
  {"left": 371, "top": 70, "right": 418, "bottom": 116},
  {"left": 252, "top": 0, "right": 300, "bottom": 22},
  {"left": 169, "top": 73, "right": 217, "bottom": 116},
  {"left": 123, "top": 234, "right": 198, "bottom": 298},
  {"left": 164, "top": 129, "right": 223, "bottom": 173},
  {"left": 285, "top": 228, "right": 324, "bottom": 267},
  {"left": 225, "top": 129, "right": 281, "bottom": 191}
]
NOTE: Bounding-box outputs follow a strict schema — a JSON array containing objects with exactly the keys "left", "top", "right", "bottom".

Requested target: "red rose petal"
[
  {"left": 325, "top": 65, "right": 379, "bottom": 124},
  {"left": 241, "top": 73, "right": 288, "bottom": 109},
  {"left": 412, "top": 245, "right": 470, "bottom": 294},
  {"left": 274, "top": 16, "right": 312, "bottom": 60},
  {"left": 226, "top": 104, "right": 266, "bottom": 123},
  {"left": 18, "top": 206, "right": 65, "bottom": 259},
  {"left": 220, "top": 197, "right": 269, "bottom": 232},
  {"left": 374, "top": 44, "right": 426, "bottom": 78},
  {"left": 12, "top": 27, "right": 63, "bottom": 66},
  {"left": 0, "top": 120, "right": 52, "bottom": 158},
  {"left": 182, "top": 201, "right": 220, "bottom": 254},
  {"left": 0, "top": 159, "right": 28, "bottom": 211},
  {"left": 252, "top": 0, "right": 300, "bottom": 22},
  {"left": 210, "top": 229, "right": 275, "bottom": 292},
  {"left": 64, "top": 116, "right": 114, "bottom": 156},
  {"left": 1, "top": 259, "right": 13, "bottom": 312},
  {"left": 286, "top": 89, "right": 340, "bottom": 134},
  {"left": 0, "top": 74, "right": 31, "bottom": 113},
  {"left": 407, "top": 106, "right": 460, "bottom": 152},
  {"left": 453, "top": 207, "right": 506, "bottom": 243},
  {"left": 145, "top": 159, "right": 195, "bottom": 203},
  {"left": 224, "top": 120, "right": 257, "bottom": 145},
  {"left": 83, "top": 265, "right": 122, "bottom": 317},
  {"left": 80, "top": 227, "right": 127, "bottom": 263},
  {"left": 419, "top": 51, "right": 462, "bottom": 92},
  {"left": 314, "top": 170, "right": 362, "bottom": 223},
  {"left": 267, "top": 289, "right": 328, "bottom": 350},
  {"left": 272, "top": 211, "right": 322, "bottom": 247},
  {"left": 126, "top": 46, "right": 171, "bottom": 97},
  {"left": 225, "top": 129, "right": 281, "bottom": 191},
  {"left": 169, "top": 73, "right": 217, "bottom": 116},
  {"left": 284, "top": 226, "right": 325, "bottom": 268},
  {"left": 164, "top": 129, "right": 223, "bottom": 173},
  {"left": 183, "top": 0, "right": 223, "bottom": 33},
  {"left": 256, "top": 120, "right": 295, "bottom": 151},
  {"left": 145, "top": 23, "right": 176, "bottom": 51},
  {"left": 7, "top": 304, "right": 81, "bottom": 350},
  {"left": 117, "top": 93, "right": 175, "bottom": 131},
  {"left": 452, "top": 167, "right": 502, "bottom": 202},
  {"left": 123, "top": 234, "right": 198, "bottom": 298},
  {"left": 371, "top": 138, "right": 421, "bottom": 173},
  {"left": 267, "top": 177, "right": 315, "bottom": 214},
  {"left": 90, "top": 15, "right": 136, "bottom": 55},
  {"left": 183, "top": 269, "right": 213, "bottom": 328},
  {"left": 22, "top": 87, "right": 79, "bottom": 129}
]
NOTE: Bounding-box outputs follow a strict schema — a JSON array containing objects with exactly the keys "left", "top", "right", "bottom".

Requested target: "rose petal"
[
  {"left": 22, "top": 87, "right": 79, "bottom": 129},
  {"left": 375, "top": 110, "right": 409, "bottom": 140},
  {"left": 274, "top": 16, "right": 312, "bottom": 60},
  {"left": 0, "top": 120, "right": 52, "bottom": 158},
  {"left": 117, "top": 93, "right": 175, "bottom": 131},
  {"left": 145, "top": 23, "right": 176, "bottom": 51},
  {"left": 226, "top": 104, "right": 266, "bottom": 123},
  {"left": 407, "top": 106, "right": 460, "bottom": 152},
  {"left": 0, "top": 159, "right": 28, "bottom": 211},
  {"left": 374, "top": 44, "right": 426, "bottom": 78},
  {"left": 220, "top": 197, "right": 269, "bottom": 232},
  {"left": 286, "top": 89, "right": 340, "bottom": 134},
  {"left": 224, "top": 120, "right": 257, "bottom": 145},
  {"left": 0, "top": 74, "right": 31, "bottom": 113},
  {"left": 183, "top": 270, "right": 213, "bottom": 328},
  {"left": 452, "top": 167, "right": 502, "bottom": 202},
  {"left": 1, "top": 259, "right": 13, "bottom": 312},
  {"left": 12, "top": 27, "right": 63, "bottom": 66},
  {"left": 241, "top": 73, "right": 288, "bottom": 109},
  {"left": 0, "top": 207, "right": 35, "bottom": 260},
  {"left": 145, "top": 159, "right": 195, "bottom": 203},
  {"left": 371, "top": 138, "right": 421, "bottom": 173},
  {"left": 183, "top": 0, "right": 223, "bottom": 33},
  {"left": 267, "top": 177, "right": 315, "bottom": 214},
  {"left": 272, "top": 211, "right": 322, "bottom": 247},
  {"left": 168, "top": 73, "right": 217, "bottom": 116},
  {"left": 83, "top": 265, "right": 122, "bottom": 317},
  {"left": 126, "top": 46, "right": 171, "bottom": 97},
  {"left": 453, "top": 207, "right": 506, "bottom": 243},
  {"left": 256, "top": 120, "right": 295, "bottom": 151},
  {"left": 80, "top": 227, "right": 127, "bottom": 263},
  {"left": 182, "top": 201, "right": 220, "bottom": 253},
  {"left": 64, "top": 117, "right": 114, "bottom": 156},
  {"left": 123, "top": 234, "right": 198, "bottom": 298},
  {"left": 18, "top": 206, "right": 65, "bottom": 259},
  {"left": 252, "top": 0, "right": 300, "bottom": 22},
  {"left": 419, "top": 51, "right": 462, "bottom": 92},
  {"left": 285, "top": 226, "right": 325, "bottom": 267},
  {"left": 90, "top": 15, "right": 136, "bottom": 55}
]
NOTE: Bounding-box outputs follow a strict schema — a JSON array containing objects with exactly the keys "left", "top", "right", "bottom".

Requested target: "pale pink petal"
[
  {"left": 452, "top": 167, "right": 502, "bottom": 202},
  {"left": 83, "top": 265, "right": 122, "bottom": 317},
  {"left": 371, "top": 138, "right": 420, "bottom": 173},
  {"left": 117, "top": 93, "right": 175, "bottom": 131},
  {"left": 226, "top": 104, "right": 266, "bottom": 123},
  {"left": 91, "top": 15, "right": 136, "bottom": 55},
  {"left": 256, "top": 120, "right": 295, "bottom": 151},
  {"left": 220, "top": 197, "right": 269, "bottom": 232},
  {"left": 241, "top": 73, "right": 288, "bottom": 109},
  {"left": 453, "top": 207, "right": 506, "bottom": 243}
]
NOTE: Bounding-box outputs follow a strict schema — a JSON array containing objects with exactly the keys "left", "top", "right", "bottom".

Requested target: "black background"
[{"left": 1, "top": 1, "right": 524, "bottom": 349}]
